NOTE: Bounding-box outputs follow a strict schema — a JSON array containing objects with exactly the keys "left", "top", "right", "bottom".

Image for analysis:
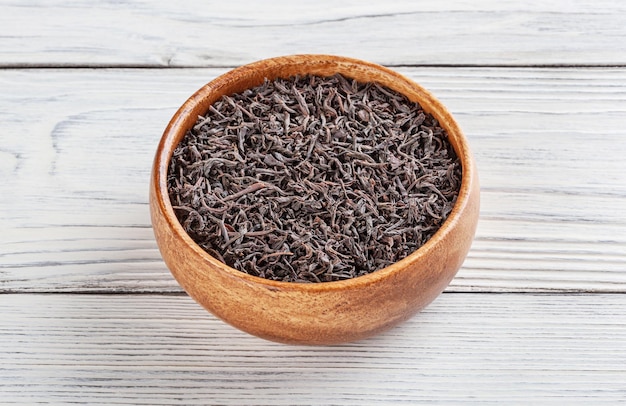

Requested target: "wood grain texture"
[
  {"left": 0, "top": 293, "right": 624, "bottom": 404},
  {"left": 2, "top": 1, "right": 625, "bottom": 403},
  {"left": 1, "top": 0, "right": 626, "bottom": 67},
  {"left": 1, "top": 67, "right": 625, "bottom": 293}
]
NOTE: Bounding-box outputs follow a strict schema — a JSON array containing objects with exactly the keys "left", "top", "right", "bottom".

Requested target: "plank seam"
[
  {"left": 0, "top": 290, "right": 624, "bottom": 295},
  {"left": 1, "top": 64, "right": 625, "bottom": 70}
]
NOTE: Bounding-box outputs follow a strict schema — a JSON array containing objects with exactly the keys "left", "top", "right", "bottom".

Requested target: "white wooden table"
[{"left": 2, "top": 1, "right": 626, "bottom": 404}]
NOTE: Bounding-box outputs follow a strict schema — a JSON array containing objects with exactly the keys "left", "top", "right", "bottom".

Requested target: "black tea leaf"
[{"left": 167, "top": 74, "right": 461, "bottom": 283}]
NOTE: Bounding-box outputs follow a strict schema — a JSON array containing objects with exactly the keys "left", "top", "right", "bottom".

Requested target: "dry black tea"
[{"left": 167, "top": 74, "right": 462, "bottom": 283}]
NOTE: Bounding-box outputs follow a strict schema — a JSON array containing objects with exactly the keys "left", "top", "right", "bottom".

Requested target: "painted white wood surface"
[
  {"left": 1, "top": 0, "right": 626, "bottom": 403},
  {"left": 0, "top": 293, "right": 624, "bottom": 405},
  {"left": 1, "top": 0, "right": 626, "bottom": 67},
  {"left": 2, "top": 67, "right": 625, "bottom": 293}
]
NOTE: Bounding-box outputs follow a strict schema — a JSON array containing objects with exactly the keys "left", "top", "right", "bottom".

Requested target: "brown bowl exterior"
[{"left": 150, "top": 55, "right": 480, "bottom": 345}]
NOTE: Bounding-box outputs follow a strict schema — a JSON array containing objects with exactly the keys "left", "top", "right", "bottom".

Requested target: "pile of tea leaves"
[{"left": 168, "top": 73, "right": 462, "bottom": 282}]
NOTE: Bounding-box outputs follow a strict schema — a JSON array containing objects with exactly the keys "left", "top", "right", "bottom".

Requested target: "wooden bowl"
[{"left": 150, "top": 55, "right": 479, "bottom": 345}]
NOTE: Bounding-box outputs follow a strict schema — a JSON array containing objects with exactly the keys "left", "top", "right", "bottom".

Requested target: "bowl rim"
[{"left": 152, "top": 54, "right": 476, "bottom": 292}]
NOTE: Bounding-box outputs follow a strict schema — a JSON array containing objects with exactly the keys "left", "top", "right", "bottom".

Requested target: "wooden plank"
[
  {"left": 1, "top": 1, "right": 626, "bottom": 67},
  {"left": 1, "top": 67, "right": 625, "bottom": 293},
  {"left": 0, "top": 293, "right": 624, "bottom": 404}
]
